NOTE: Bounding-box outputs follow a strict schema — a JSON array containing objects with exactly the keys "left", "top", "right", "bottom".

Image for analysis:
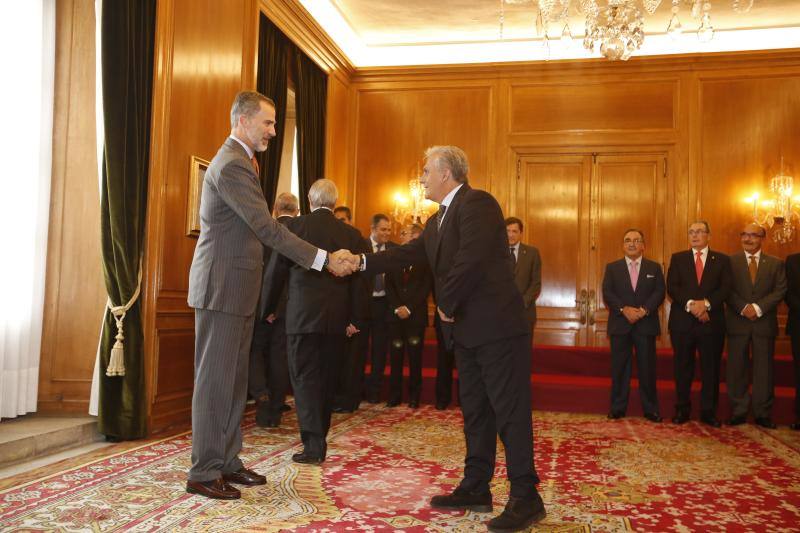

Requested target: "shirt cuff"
[
  {"left": 685, "top": 300, "right": 694, "bottom": 313},
  {"left": 359, "top": 254, "right": 367, "bottom": 271},
  {"left": 753, "top": 303, "right": 763, "bottom": 317},
  {"left": 310, "top": 249, "right": 327, "bottom": 271}
]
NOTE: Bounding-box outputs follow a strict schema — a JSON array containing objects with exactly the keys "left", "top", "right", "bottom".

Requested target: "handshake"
[{"left": 326, "top": 249, "right": 362, "bottom": 277}]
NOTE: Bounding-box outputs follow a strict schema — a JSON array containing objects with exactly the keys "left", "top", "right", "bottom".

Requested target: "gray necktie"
[{"left": 437, "top": 204, "right": 447, "bottom": 228}]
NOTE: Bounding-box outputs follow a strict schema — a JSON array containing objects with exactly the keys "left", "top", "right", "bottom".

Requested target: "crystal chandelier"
[
  {"left": 583, "top": 0, "right": 645, "bottom": 60},
  {"left": 745, "top": 159, "right": 799, "bottom": 244}
]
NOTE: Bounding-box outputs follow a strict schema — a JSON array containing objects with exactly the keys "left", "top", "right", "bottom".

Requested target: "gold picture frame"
[{"left": 186, "top": 155, "right": 210, "bottom": 237}]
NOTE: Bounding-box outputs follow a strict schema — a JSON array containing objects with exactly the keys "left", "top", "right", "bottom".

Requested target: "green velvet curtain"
[
  {"left": 293, "top": 50, "right": 327, "bottom": 214},
  {"left": 98, "top": 0, "right": 156, "bottom": 440},
  {"left": 256, "top": 14, "right": 292, "bottom": 208}
]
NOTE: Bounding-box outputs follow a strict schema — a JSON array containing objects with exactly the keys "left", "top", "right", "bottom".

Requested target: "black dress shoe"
[
  {"left": 408, "top": 400, "right": 420, "bottom": 409},
  {"left": 186, "top": 478, "right": 241, "bottom": 500},
  {"left": 671, "top": 412, "right": 690, "bottom": 425},
  {"left": 332, "top": 406, "right": 354, "bottom": 414},
  {"left": 366, "top": 394, "right": 380, "bottom": 404},
  {"left": 701, "top": 414, "right": 721, "bottom": 428},
  {"left": 644, "top": 413, "right": 662, "bottom": 423},
  {"left": 430, "top": 487, "right": 493, "bottom": 513},
  {"left": 222, "top": 467, "right": 266, "bottom": 486},
  {"left": 292, "top": 451, "right": 324, "bottom": 464},
  {"left": 790, "top": 421, "right": 800, "bottom": 431},
  {"left": 607, "top": 411, "right": 624, "bottom": 420},
  {"left": 386, "top": 400, "right": 401, "bottom": 407},
  {"left": 435, "top": 401, "right": 449, "bottom": 410},
  {"left": 755, "top": 417, "right": 777, "bottom": 429},
  {"left": 727, "top": 415, "right": 747, "bottom": 426},
  {"left": 280, "top": 403, "right": 291, "bottom": 412},
  {"left": 487, "top": 493, "right": 546, "bottom": 532}
]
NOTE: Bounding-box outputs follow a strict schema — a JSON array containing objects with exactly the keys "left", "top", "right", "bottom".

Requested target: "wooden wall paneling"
[
  {"left": 39, "top": 0, "right": 105, "bottom": 414},
  {"left": 351, "top": 85, "right": 493, "bottom": 237},
  {"left": 326, "top": 74, "right": 352, "bottom": 205},
  {"left": 509, "top": 79, "right": 676, "bottom": 134}
]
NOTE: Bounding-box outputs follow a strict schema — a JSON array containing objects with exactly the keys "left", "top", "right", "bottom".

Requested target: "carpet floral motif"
[{"left": 1, "top": 406, "right": 800, "bottom": 531}]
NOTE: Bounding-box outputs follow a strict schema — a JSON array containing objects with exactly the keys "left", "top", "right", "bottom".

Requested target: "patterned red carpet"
[{"left": 2, "top": 404, "right": 800, "bottom": 531}]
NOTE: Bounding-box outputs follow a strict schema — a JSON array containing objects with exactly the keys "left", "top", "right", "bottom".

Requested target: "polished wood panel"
[
  {"left": 515, "top": 154, "right": 591, "bottom": 346},
  {"left": 591, "top": 153, "right": 667, "bottom": 346},
  {"left": 326, "top": 74, "right": 353, "bottom": 205},
  {"left": 353, "top": 87, "right": 492, "bottom": 232},
  {"left": 39, "top": 0, "right": 105, "bottom": 414},
  {"left": 510, "top": 80, "right": 675, "bottom": 133}
]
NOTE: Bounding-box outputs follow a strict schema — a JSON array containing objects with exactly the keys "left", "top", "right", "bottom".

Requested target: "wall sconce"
[
  {"left": 392, "top": 176, "right": 436, "bottom": 229},
  {"left": 743, "top": 158, "right": 798, "bottom": 244}
]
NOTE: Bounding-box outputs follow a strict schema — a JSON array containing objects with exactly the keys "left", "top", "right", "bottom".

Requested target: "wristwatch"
[{"left": 323, "top": 252, "right": 330, "bottom": 269}]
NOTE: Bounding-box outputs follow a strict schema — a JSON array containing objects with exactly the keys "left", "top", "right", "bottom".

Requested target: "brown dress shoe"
[
  {"left": 186, "top": 478, "right": 241, "bottom": 500},
  {"left": 223, "top": 467, "right": 267, "bottom": 486}
]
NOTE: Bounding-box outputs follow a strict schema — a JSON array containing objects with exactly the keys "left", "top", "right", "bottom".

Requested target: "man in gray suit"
[
  {"left": 186, "top": 91, "right": 352, "bottom": 500},
  {"left": 725, "top": 222, "right": 787, "bottom": 429},
  {"left": 506, "top": 217, "right": 542, "bottom": 327}
]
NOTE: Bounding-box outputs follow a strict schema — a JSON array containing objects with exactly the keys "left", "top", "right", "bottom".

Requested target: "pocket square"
[{"left": 646, "top": 274, "right": 655, "bottom": 278}]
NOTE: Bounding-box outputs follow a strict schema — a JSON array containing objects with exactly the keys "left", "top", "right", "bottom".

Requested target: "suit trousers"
[
  {"left": 609, "top": 332, "right": 659, "bottom": 415},
  {"left": 455, "top": 334, "right": 539, "bottom": 499},
  {"left": 727, "top": 333, "right": 775, "bottom": 418},
  {"left": 791, "top": 333, "right": 800, "bottom": 417},
  {"left": 671, "top": 328, "right": 724, "bottom": 415},
  {"left": 189, "top": 308, "right": 253, "bottom": 482},
  {"left": 334, "top": 334, "right": 366, "bottom": 411},
  {"left": 435, "top": 320, "right": 456, "bottom": 405},
  {"left": 287, "top": 333, "right": 344, "bottom": 458},
  {"left": 388, "top": 320, "right": 426, "bottom": 403},
  {"left": 247, "top": 317, "right": 289, "bottom": 417},
  {"left": 366, "top": 296, "right": 390, "bottom": 397}
]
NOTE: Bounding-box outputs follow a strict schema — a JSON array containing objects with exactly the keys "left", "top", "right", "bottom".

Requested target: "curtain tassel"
[{"left": 105, "top": 262, "right": 142, "bottom": 377}]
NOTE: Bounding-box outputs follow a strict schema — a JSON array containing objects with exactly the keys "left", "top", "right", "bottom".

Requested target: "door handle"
[
  {"left": 575, "top": 289, "right": 588, "bottom": 325},
  {"left": 587, "top": 290, "right": 596, "bottom": 325}
]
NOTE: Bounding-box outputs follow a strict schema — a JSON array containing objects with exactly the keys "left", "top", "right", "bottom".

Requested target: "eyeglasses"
[
  {"left": 740, "top": 232, "right": 765, "bottom": 239},
  {"left": 688, "top": 229, "right": 708, "bottom": 236},
  {"left": 623, "top": 239, "right": 643, "bottom": 244}
]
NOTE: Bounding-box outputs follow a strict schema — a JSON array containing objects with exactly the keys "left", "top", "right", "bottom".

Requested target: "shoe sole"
[
  {"left": 223, "top": 478, "right": 267, "bottom": 486},
  {"left": 487, "top": 509, "right": 547, "bottom": 532},
  {"left": 186, "top": 486, "right": 240, "bottom": 500},
  {"left": 431, "top": 502, "right": 493, "bottom": 513}
]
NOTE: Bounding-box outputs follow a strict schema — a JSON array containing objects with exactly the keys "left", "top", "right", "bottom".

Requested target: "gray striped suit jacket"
[{"left": 188, "top": 137, "right": 317, "bottom": 317}]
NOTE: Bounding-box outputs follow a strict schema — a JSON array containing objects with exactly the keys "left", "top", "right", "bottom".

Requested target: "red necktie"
[
  {"left": 695, "top": 251, "right": 703, "bottom": 285},
  {"left": 251, "top": 155, "right": 260, "bottom": 175}
]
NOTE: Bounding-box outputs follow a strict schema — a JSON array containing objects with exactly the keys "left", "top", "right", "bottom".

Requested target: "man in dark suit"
[
  {"left": 248, "top": 192, "right": 299, "bottom": 428},
  {"left": 386, "top": 223, "right": 433, "bottom": 408},
  {"left": 785, "top": 252, "right": 800, "bottom": 430},
  {"left": 602, "top": 229, "right": 666, "bottom": 422},
  {"left": 186, "top": 92, "right": 352, "bottom": 500},
  {"left": 666, "top": 220, "right": 731, "bottom": 427},
  {"left": 506, "top": 217, "right": 542, "bottom": 328},
  {"left": 725, "top": 223, "right": 786, "bottom": 429},
  {"left": 356, "top": 146, "right": 545, "bottom": 532},
  {"left": 333, "top": 205, "right": 352, "bottom": 224},
  {"left": 262, "top": 179, "right": 366, "bottom": 464},
  {"left": 434, "top": 304, "right": 456, "bottom": 410},
  {"left": 364, "top": 214, "right": 396, "bottom": 403}
]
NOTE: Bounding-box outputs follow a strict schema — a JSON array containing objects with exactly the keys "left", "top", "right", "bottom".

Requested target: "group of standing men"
[
  {"left": 184, "top": 90, "right": 547, "bottom": 532},
  {"left": 603, "top": 220, "right": 800, "bottom": 431}
]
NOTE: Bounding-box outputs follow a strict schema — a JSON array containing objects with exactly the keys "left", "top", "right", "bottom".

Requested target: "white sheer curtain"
[{"left": 0, "top": 0, "right": 56, "bottom": 419}]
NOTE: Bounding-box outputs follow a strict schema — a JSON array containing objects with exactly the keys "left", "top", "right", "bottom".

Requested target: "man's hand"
[
  {"left": 622, "top": 306, "right": 642, "bottom": 324},
  {"left": 395, "top": 306, "right": 411, "bottom": 320},
  {"left": 697, "top": 310, "right": 711, "bottom": 323},
  {"left": 327, "top": 250, "right": 359, "bottom": 277},
  {"left": 742, "top": 304, "right": 758, "bottom": 321},
  {"left": 437, "top": 307, "right": 454, "bottom": 323},
  {"left": 265, "top": 313, "right": 276, "bottom": 323},
  {"left": 688, "top": 300, "right": 707, "bottom": 318},
  {"left": 346, "top": 323, "right": 360, "bottom": 337}
]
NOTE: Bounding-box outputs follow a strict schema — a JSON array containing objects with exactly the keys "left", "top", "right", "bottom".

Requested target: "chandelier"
[
  {"left": 499, "top": 0, "right": 755, "bottom": 61},
  {"left": 392, "top": 175, "right": 437, "bottom": 228},
  {"left": 745, "top": 158, "right": 798, "bottom": 244}
]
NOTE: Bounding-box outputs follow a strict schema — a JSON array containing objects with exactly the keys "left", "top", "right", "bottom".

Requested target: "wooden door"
[{"left": 514, "top": 152, "right": 667, "bottom": 347}]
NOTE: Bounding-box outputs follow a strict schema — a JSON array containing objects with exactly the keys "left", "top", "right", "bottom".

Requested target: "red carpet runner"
[{"left": 2, "top": 404, "right": 800, "bottom": 531}]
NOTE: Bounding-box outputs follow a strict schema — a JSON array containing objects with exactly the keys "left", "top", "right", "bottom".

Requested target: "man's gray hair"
[
  {"left": 425, "top": 145, "right": 469, "bottom": 184},
  {"left": 308, "top": 179, "right": 338, "bottom": 209},
  {"left": 273, "top": 192, "right": 299, "bottom": 217},
  {"left": 230, "top": 91, "right": 275, "bottom": 129}
]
